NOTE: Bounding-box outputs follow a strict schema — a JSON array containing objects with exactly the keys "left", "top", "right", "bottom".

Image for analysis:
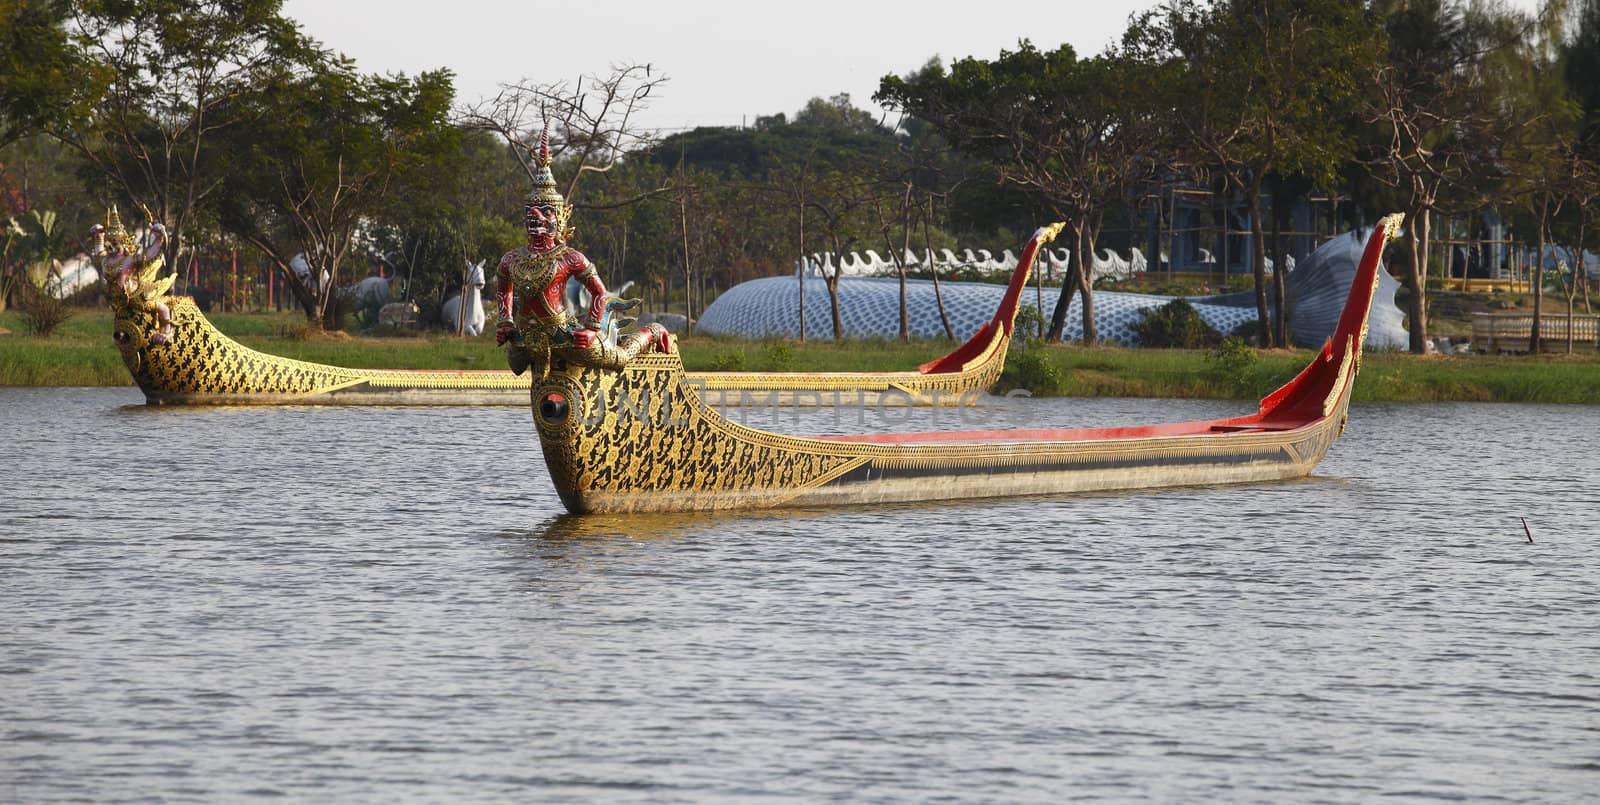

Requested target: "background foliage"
[{"left": 2, "top": 0, "right": 1598, "bottom": 350}]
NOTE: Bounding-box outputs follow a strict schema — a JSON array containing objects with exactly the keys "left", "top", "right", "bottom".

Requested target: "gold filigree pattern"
[
  {"left": 533, "top": 354, "right": 863, "bottom": 509},
  {"left": 1322, "top": 336, "right": 1356, "bottom": 418},
  {"left": 1358, "top": 214, "right": 1403, "bottom": 353}
]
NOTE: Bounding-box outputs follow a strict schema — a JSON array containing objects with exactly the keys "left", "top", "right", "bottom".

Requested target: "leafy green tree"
[
  {"left": 764, "top": 143, "right": 822, "bottom": 340},
  {"left": 3, "top": 206, "right": 59, "bottom": 284},
  {"left": 1567, "top": 0, "right": 1600, "bottom": 152},
  {"left": 1488, "top": 0, "right": 1581, "bottom": 351},
  {"left": 1568, "top": 0, "right": 1600, "bottom": 316},
  {"left": 636, "top": 98, "right": 902, "bottom": 336},
  {"left": 798, "top": 167, "right": 872, "bottom": 338},
  {"left": 0, "top": 0, "right": 105, "bottom": 146},
  {"left": 867, "top": 72, "right": 978, "bottom": 342},
  {"left": 370, "top": 128, "right": 524, "bottom": 318},
  {"left": 878, "top": 41, "right": 1166, "bottom": 345},
  {"left": 1553, "top": 0, "right": 1600, "bottom": 340},
  {"left": 794, "top": 93, "right": 886, "bottom": 136},
  {"left": 578, "top": 158, "right": 670, "bottom": 286},
  {"left": 1133, "top": 0, "right": 1382, "bottom": 347},
  {"left": 3, "top": 206, "right": 73, "bottom": 332},
  {"left": 51, "top": 0, "right": 313, "bottom": 271},
  {"left": 0, "top": 133, "right": 102, "bottom": 268},
  {"left": 1552, "top": 149, "right": 1599, "bottom": 348},
  {"left": 216, "top": 60, "right": 458, "bottom": 327}
]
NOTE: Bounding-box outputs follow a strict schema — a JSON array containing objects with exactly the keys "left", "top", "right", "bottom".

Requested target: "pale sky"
[
  {"left": 282, "top": 0, "right": 1547, "bottom": 134},
  {"left": 281, "top": 0, "right": 1153, "bottom": 132}
]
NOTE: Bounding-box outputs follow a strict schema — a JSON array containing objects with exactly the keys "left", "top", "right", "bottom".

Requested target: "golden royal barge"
[
  {"left": 527, "top": 217, "right": 1402, "bottom": 514},
  {"left": 102, "top": 226, "right": 1056, "bottom": 407}
]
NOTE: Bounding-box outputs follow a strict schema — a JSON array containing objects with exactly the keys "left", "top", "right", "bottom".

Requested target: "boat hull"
[{"left": 110, "top": 294, "right": 1012, "bottom": 407}]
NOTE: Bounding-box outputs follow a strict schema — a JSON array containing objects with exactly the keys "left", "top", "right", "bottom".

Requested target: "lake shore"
[{"left": 3, "top": 307, "right": 1598, "bottom": 403}]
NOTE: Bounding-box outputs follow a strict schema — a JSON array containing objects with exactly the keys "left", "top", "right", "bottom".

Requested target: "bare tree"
[
  {"left": 458, "top": 63, "right": 669, "bottom": 203},
  {"left": 1557, "top": 148, "right": 1599, "bottom": 351},
  {"left": 921, "top": 193, "right": 956, "bottom": 341},
  {"left": 803, "top": 174, "right": 866, "bottom": 339},
  {"left": 1490, "top": 1, "right": 1583, "bottom": 353},
  {"left": 871, "top": 184, "right": 916, "bottom": 342},
  {"left": 1363, "top": 0, "right": 1563, "bottom": 353},
  {"left": 768, "top": 149, "right": 820, "bottom": 341},
  {"left": 1145, "top": 0, "right": 1380, "bottom": 348},
  {"left": 1367, "top": 43, "right": 1516, "bottom": 349}
]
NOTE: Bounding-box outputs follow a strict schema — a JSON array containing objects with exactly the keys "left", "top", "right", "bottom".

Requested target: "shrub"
[
  {"left": 1014, "top": 304, "right": 1047, "bottom": 347},
  {"left": 998, "top": 346, "right": 1068, "bottom": 396},
  {"left": 709, "top": 349, "right": 746, "bottom": 371},
  {"left": 14, "top": 280, "right": 73, "bottom": 336},
  {"left": 1132, "top": 298, "right": 1220, "bottom": 348},
  {"left": 760, "top": 340, "right": 794, "bottom": 371},
  {"left": 1230, "top": 320, "right": 1266, "bottom": 345},
  {"left": 1204, "top": 336, "right": 1259, "bottom": 396},
  {"left": 1206, "top": 336, "right": 1257, "bottom": 373}
]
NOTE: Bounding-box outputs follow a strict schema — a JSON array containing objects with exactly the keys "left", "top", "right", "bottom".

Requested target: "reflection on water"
[
  {"left": 2, "top": 387, "right": 1598, "bottom": 802},
  {"left": 525, "top": 508, "right": 817, "bottom": 543}
]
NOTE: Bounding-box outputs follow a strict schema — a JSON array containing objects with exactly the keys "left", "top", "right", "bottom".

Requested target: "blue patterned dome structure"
[{"left": 696, "top": 228, "right": 1407, "bottom": 349}]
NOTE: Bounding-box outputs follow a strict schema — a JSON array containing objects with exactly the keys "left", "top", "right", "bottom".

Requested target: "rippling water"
[{"left": 3, "top": 388, "right": 1597, "bottom": 802}]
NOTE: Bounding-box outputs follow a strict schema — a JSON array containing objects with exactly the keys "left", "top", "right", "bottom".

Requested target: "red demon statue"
[{"left": 494, "top": 128, "right": 668, "bottom": 374}]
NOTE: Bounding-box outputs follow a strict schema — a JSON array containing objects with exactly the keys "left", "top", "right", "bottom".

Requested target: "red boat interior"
[{"left": 817, "top": 415, "right": 1308, "bottom": 446}]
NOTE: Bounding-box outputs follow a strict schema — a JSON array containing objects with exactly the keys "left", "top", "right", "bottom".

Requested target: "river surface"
[{"left": 2, "top": 387, "right": 1597, "bottom": 803}]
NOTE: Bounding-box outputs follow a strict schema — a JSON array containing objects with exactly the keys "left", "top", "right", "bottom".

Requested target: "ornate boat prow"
[
  {"left": 916, "top": 223, "right": 1063, "bottom": 375},
  {"left": 111, "top": 296, "right": 537, "bottom": 405},
  {"left": 531, "top": 216, "right": 1403, "bottom": 514}
]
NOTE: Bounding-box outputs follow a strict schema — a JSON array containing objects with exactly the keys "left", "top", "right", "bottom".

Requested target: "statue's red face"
[{"left": 526, "top": 204, "right": 560, "bottom": 249}]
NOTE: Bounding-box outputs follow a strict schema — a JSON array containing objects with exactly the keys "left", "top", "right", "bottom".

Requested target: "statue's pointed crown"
[
  {"left": 104, "top": 205, "right": 138, "bottom": 254},
  {"left": 526, "top": 122, "right": 565, "bottom": 208}
]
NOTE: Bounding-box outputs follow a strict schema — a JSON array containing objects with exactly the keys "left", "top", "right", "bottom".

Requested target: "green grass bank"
[{"left": 3, "top": 308, "right": 1598, "bottom": 403}]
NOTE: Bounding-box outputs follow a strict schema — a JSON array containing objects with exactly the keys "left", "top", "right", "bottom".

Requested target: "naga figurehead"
[{"left": 96, "top": 206, "right": 176, "bottom": 371}]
